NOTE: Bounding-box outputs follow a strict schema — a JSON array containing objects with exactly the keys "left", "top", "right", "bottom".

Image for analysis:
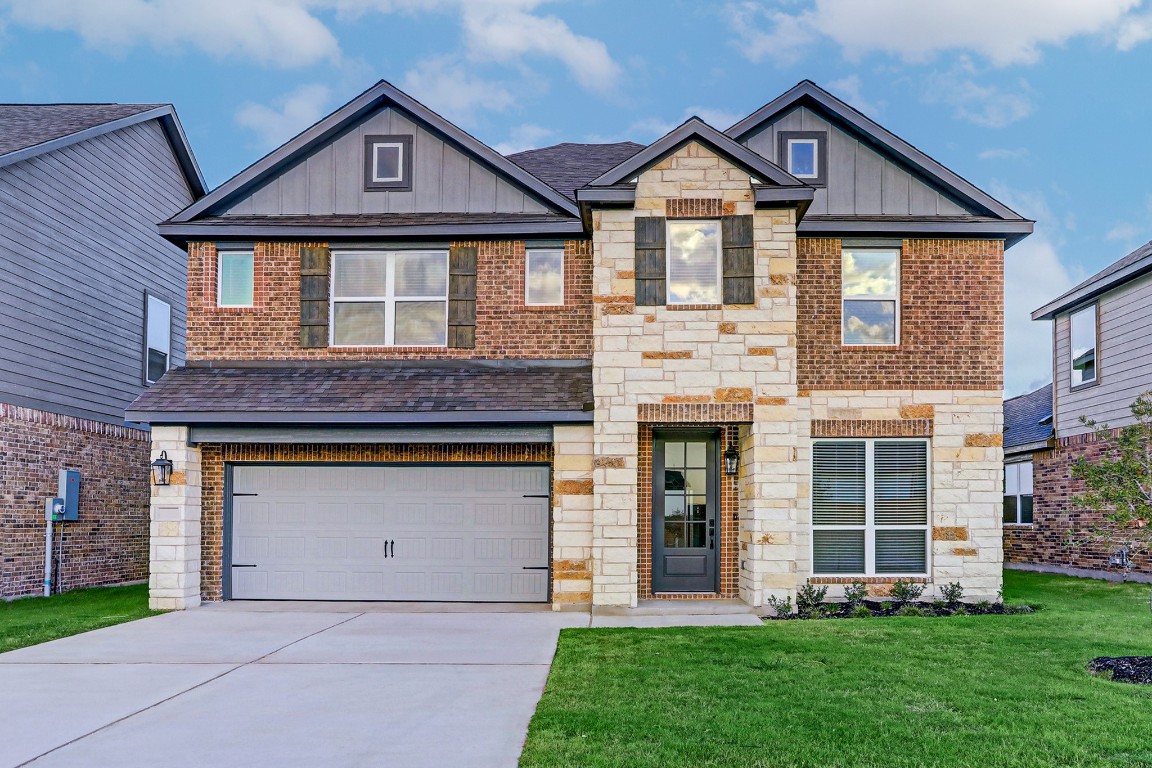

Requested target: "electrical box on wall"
[{"left": 58, "top": 469, "right": 79, "bottom": 521}]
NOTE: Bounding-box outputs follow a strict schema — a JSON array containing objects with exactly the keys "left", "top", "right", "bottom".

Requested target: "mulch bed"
[
  {"left": 762, "top": 601, "right": 1037, "bottom": 621},
  {"left": 1088, "top": 656, "right": 1152, "bottom": 684}
]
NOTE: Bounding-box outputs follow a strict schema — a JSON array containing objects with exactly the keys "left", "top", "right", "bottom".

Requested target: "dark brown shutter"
[
  {"left": 634, "top": 217, "right": 666, "bottom": 306},
  {"left": 722, "top": 215, "right": 755, "bottom": 305},
  {"left": 448, "top": 244, "right": 478, "bottom": 348},
  {"left": 299, "top": 245, "right": 330, "bottom": 348}
]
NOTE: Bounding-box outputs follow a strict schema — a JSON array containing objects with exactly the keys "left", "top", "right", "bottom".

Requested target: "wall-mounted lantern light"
[
  {"left": 723, "top": 443, "right": 740, "bottom": 476},
  {"left": 151, "top": 451, "right": 173, "bottom": 486}
]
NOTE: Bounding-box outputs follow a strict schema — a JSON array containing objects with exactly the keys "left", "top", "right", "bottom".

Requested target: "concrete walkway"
[{"left": 0, "top": 602, "right": 761, "bottom": 768}]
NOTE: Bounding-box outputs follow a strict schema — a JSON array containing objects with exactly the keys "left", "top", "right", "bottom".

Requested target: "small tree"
[{"left": 1069, "top": 390, "right": 1152, "bottom": 578}]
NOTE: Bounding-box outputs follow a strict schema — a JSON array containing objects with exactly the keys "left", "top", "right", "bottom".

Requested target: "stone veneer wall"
[
  {"left": 552, "top": 425, "right": 595, "bottom": 608},
  {"left": 1, "top": 403, "right": 151, "bottom": 598}
]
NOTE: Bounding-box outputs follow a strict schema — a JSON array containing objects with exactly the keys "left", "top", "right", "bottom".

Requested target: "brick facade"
[
  {"left": 797, "top": 237, "right": 1003, "bottom": 391},
  {"left": 186, "top": 239, "right": 592, "bottom": 362},
  {"left": 1, "top": 403, "right": 150, "bottom": 598}
]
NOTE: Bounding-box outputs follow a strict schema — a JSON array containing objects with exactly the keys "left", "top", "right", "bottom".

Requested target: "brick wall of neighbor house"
[
  {"left": 797, "top": 238, "right": 1004, "bottom": 391},
  {"left": 185, "top": 239, "right": 592, "bottom": 361},
  {"left": 0, "top": 404, "right": 150, "bottom": 598},
  {"left": 1004, "top": 434, "right": 1152, "bottom": 575}
]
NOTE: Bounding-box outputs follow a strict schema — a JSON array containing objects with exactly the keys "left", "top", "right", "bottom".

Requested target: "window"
[
  {"left": 842, "top": 248, "right": 899, "bottom": 345},
  {"left": 778, "top": 131, "right": 826, "bottom": 185},
  {"left": 217, "top": 251, "right": 254, "bottom": 307},
  {"left": 144, "top": 293, "right": 171, "bottom": 385},
  {"left": 526, "top": 248, "right": 564, "bottom": 305},
  {"left": 363, "top": 135, "right": 413, "bottom": 190},
  {"left": 666, "top": 219, "right": 721, "bottom": 304},
  {"left": 1004, "top": 461, "right": 1034, "bottom": 525},
  {"left": 331, "top": 250, "right": 447, "bottom": 347},
  {"left": 812, "top": 440, "right": 929, "bottom": 575},
  {"left": 1069, "top": 304, "right": 1098, "bottom": 387}
]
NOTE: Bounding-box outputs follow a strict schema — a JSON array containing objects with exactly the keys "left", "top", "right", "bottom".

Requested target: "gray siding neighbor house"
[
  {"left": 0, "top": 103, "right": 204, "bottom": 598},
  {"left": 1004, "top": 242, "right": 1152, "bottom": 577}
]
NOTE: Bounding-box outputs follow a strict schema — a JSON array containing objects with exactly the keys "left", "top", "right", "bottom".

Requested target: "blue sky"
[{"left": 3, "top": 0, "right": 1151, "bottom": 396}]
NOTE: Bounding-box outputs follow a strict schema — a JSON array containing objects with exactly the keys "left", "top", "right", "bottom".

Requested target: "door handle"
[{"left": 389, "top": 539, "right": 395, "bottom": 558}]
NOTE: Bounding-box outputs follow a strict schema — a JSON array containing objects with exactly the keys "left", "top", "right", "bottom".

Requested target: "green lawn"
[
  {"left": 522, "top": 572, "right": 1152, "bottom": 768},
  {"left": 0, "top": 584, "right": 158, "bottom": 654}
]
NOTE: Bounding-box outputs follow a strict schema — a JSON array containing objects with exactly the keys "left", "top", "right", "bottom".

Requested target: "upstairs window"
[
  {"left": 364, "top": 135, "right": 413, "bottom": 191},
  {"left": 526, "top": 248, "right": 564, "bottom": 306},
  {"left": 331, "top": 250, "right": 447, "bottom": 347},
  {"left": 144, "top": 293, "right": 171, "bottom": 385},
  {"left": 217, "top": 251, "right": 254, "bottom": 307},
  {"left": 778, "top": 131, "right": 826, "bottom": 185},
  {"left": 666, "top": 220, "right": 721, "bottom": 305},
  {"left": 1069, "top": 304, "right": 1098, "bottom": 388},
  {"left": 1004, "top": 461, "right": 1034, "bottom": 525},
  {"left": 842, "top": 248, "right": 899, "bottom": 346}
]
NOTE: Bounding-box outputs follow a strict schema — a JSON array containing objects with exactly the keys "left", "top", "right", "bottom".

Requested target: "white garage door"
[{"left": 229, "top": 464, "right": 551, "bottom": 602}]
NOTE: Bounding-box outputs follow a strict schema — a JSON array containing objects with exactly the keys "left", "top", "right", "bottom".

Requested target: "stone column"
[
  {"left": 551, "top": 424, "right": 595, "bottom": 609},
  {"left": 148, "top": 426, "right": 202, "bottom": 610}
]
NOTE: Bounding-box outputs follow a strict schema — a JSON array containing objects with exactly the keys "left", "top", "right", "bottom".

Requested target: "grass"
[
  {"left": 0, "top": 583, "right": 158, "bottom": 654},
  {"left": 521, "top": 572, "right": 1152, "bottom": 768}
]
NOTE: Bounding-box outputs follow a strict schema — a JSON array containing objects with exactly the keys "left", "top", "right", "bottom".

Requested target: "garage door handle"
[
  {"left": 522, "top": 495, "right": 549, "bottom": 499},
  {"left": 233, "top": 493, "right": 259, "bottom": 497},
  {"left": 232, "top": 564, "right": 257, "bottom": 568},
  {"left": 522, "top": 566, "right": 549, "bottom": 570}
]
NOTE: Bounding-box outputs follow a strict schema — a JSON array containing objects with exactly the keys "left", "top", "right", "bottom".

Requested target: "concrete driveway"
[{"left": 0, "top": 604, "right": 589, "bottom": 768}]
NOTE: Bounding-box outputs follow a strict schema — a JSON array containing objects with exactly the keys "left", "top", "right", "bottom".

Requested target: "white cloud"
[
  {"left": 978, "top": 148, "right": 1029, "bottom": 161},
  {"left": 731, "top": 0, "right": 1144, "bottom": 66},
  {"left": 493, "top": 124, "right": 554, "bottom": 155},
  {"left": 826, "top": 75, "right": 882, "bottom": 116},
  {"left": 401, "top": 56, "right": 515, "bottom": 125},
  {"left": 629, "top": 106, "right": 745, "bottom": 140},
  {"left": 1106, "top": 222, "right": 1140, "bottom": 242},
  {"left": 236, "top": 84, "right": 332, "bottom": 149},
  {"left": 1003, "top": 231, "right": 1076, "bottom": 396},
  {"left": 4, "top": 0, "right": 341, "bottom": 68},
  {"left": 923, "top": 63, "right": 1033, "bottom": 127}
]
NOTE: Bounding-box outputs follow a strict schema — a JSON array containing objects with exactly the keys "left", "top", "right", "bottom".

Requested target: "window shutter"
[
  {"left": 448, "top": 244, "right": 478, "bottom": 348},
  {"left": 721, "top": 214, "right": 755, "bottom": 305},
  {"left": 634, "top": 217, "right": 666, "bottom": 306},
  {"left": 299, "top": 246, "right": 330, "bottom": 348}
]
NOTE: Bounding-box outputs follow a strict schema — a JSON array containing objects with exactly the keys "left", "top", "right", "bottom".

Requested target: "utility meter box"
[{"left": 58, "top": 469, "right": 80, "bottom": 521}]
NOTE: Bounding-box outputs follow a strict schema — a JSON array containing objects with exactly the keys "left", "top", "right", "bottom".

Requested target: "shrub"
[
  {"left": 940, "top": 582, "right": 964, "bottom": 605},
  {"left": 843, "top": 579, "right": 869, "bottom": 606},
  {"left": 896, "top": 605, "right": 924, "bottom": 617},
  {"left": 975, "top": 600, "right": 992, "bottom": 612},
  {"left": 765, "top": 595, "right": 793, "bottom": 617},
  {"left": 889, "top": 579, "right": 925, "bottom": 604},
  {"left": 851, "top": 605, "right": 872, "bottom": 619},
  {"left": 796, "top": 582, "right": 829, "bottom": 616}
]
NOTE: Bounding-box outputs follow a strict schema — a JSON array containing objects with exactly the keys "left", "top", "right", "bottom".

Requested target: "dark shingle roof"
[
  {"left": 507, "top": 142, "right": 644, "bottom": 200},
  {"left": 1004, "top": 383, "right": 1053, "bottom": 451},
  {"left": 0, "top": 103, "right": 164, "bottom": 158},
  {"left": 127, "top": 362, "right": 593, "bottom": 424}
]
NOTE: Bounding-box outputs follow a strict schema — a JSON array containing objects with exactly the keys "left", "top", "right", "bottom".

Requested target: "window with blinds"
[{"left": 812, "top": 439, "right": 929, "bottom": 575}]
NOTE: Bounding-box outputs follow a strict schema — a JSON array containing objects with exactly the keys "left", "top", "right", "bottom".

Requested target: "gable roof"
[
  {"left": 1033, "top": 241, "right": 1152, "bottom": 320},
  {"left": 1004, "top": 383, "right": 1054, "bottom": 453},
  {"left": 0, "top": 103, "right": 205, "bottom": 197},
  {"left": 169, "top": 80, "right": 579, "bottom": 227},
  {"left": 727, "top": 80, "right": 1031, "bottom": 238},
  {"left": 507, "top": 142, "right": 643, "bottom": 201}
]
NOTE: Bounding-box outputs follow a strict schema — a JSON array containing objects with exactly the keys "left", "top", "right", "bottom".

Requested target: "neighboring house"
[
  {"left": 0, "top": 104, "right": 205, "bottom": 598},
  {"left": 1001, "top": 383, "right": 1052, "bottom": 562},
  {"left": 128, "top": 79, "right": 1032, "bottom": 611},
  {"left": 1006, "top": 242, "right": 1152, "bottom": 576}
]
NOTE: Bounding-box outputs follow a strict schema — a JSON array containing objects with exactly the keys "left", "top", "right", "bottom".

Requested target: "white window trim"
[
  {"left": 1068, "top": 303, "right": 1098, "bottom": 388},
  {"left": 841, "top": 247, "right": 901, "bottom": 347},
  {"left": 1003, "top": 460, "right": 1034, "bottom": 526},
  {"left": 371, "top": 142, "right": 405, "bottom": 183},
  {"left": 329, "top": 250, "right": 449, "bottom": 348},
  {"left": 525, "top": 248, "right": 564, "bottom": 306},
  {"left": 665, "top": 219, "right": 723, "bottom": 306},
  {"left": 810, "top": 438, "right": 931, "bottom": 577},
  {"left": 787, "top": 138, "right": 820, "bottom": 179},
  {"left": 217, "top": 251, "right": 255, "bottom": 308}
]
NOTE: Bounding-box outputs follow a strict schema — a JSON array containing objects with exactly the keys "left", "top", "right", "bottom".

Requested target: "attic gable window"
[
  {"left": 778, "top": 131, "right": 826, "bottom": 186},
  {"left": 364, "top": 135, "right": 413, "bottom": 191}
]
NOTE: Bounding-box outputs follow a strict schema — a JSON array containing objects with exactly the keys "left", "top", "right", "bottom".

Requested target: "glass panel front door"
[{"left": 653, "top": 430, "right": 719, "bottom": 593}]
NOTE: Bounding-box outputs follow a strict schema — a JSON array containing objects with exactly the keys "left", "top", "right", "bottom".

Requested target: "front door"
[{"left": 652, "top": 430, "right": 720, "bottom": 593}]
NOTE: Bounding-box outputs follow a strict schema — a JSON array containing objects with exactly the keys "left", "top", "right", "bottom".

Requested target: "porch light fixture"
[
  {"left": 151, "top": 451, "right": 173, "bottom": 486},
  {"left": 723, "top": 443, "right": 740, "bottom": 476}
]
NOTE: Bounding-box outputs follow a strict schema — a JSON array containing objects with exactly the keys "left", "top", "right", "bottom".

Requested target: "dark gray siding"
[
  {"left": 222, "top": 106, "right": 550, "bottom": 216},
  {"left": 741, "top": 106, "right": 976, "bottom": 217},
  {"left": 0, "top": 119, "right": 193, "bottom": 424},
  {"left": 1054, "top": 271, "right": 1152, "bottom": 436}
]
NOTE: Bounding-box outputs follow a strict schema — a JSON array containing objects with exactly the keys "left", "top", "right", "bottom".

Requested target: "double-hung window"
[
  {"left": 144, "top": 293, "right": 171, "bottom": 385},
  {"left": 1003, "top": 461, "right": 1034, "bottom": 524},
  {"left": 812, "top": 440, "right": 929, "bottom": 575},
  {"left": 666, "top": 219, "right": 721, "bottom": 305},
  {"left": 842, "top": 248, "right": 899, "bottom": 345},
  {"left": 526, "top": 248, "right": 564, "bottom": 305},
  {"left": 217, "top": 251, "right": 254, "bottom": 307},
  {"left": 330, "top": 250, "right": 448, "bottom": 347},
  {"left": 1069, "top": 304, "right": 1098, "bottom": 387}
]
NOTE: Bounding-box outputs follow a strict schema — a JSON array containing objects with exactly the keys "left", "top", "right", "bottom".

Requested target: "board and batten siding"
[
  {"left": 1054, "top": 271, "right": 1152, "bottom": 436},
  {"left": 0, "top": 119, "right": 193, "bottom": 425},
  {"left": 221, "top": 106, "right": 550, "bottom": 216},
  {"left": 740, "top": 106, "right": 975, "bottom": 218}
]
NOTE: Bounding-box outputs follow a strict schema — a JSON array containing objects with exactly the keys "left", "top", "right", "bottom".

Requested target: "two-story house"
[
  {"left": 1005, "top": 242, "right": 1152, "bottom": 577},
  {"left": 0, "top": 104, "right": 204, "bottom": 598},
  {"left": 128, "top": 80, "right": 1031, "bottom": 611}
]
